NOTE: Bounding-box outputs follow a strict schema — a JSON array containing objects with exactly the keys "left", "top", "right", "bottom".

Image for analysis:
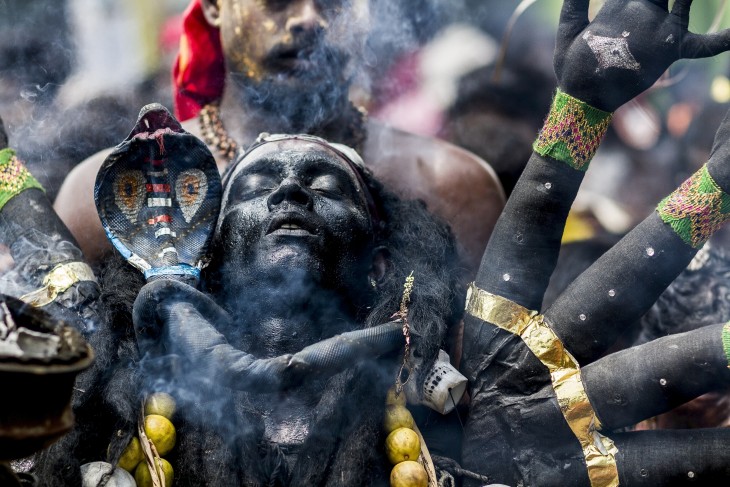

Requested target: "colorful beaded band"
[
  {"left": 722, "top": 322, "right": 730, "bottom": 368},
  {"left": 533, "top": 89, "right": 613, "bottom": 171},
  {"left": 0, "top": 148, "right": 43, "bottom": 211},
  {"left": 465, "top": 284, "right": 619, "bottom": 487},
  {"left": 657, "top": 164, "right": 730, "bottom": 248}
]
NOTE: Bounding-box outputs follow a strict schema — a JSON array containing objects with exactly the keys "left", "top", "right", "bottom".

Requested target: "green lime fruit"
[
  {"left": 384, "top": 405, "right": 415, "bottom": 433},
  {"left": 144, "top": 392, "right": 177, "bottom": 420},
  {"left": 144, "top": 414, "right": 176, "bottom": 456},
  {"left": 135, "top": 457, "right": 174, "bottom": 487},
  {"left": 385, "top": 427, "right": 421, "bottom": 465},
  {"left": 117, "top": 436, "right": 144, "bottom": 472},
  {"left": 390, "top": 460, "right": 428, "bottom": 487}
]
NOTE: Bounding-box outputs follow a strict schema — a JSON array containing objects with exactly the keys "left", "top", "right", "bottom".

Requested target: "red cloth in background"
[{"left": 172, "top": 0, "right": 225, "bottom": 121}]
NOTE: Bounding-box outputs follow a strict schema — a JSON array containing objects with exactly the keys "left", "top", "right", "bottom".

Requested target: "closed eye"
[
  {"left": 231, "top": 173, "right": 279, "bottom": 200},
  {"left": 309, "top": 174, "right": 344, "bottom": 197}
]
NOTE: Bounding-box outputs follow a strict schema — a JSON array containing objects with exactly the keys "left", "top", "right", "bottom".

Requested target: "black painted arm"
[
  {"left": 473, "top": 0, "right": 730, "bottom": 311},
  {"left": 133, "top": 279, "right": 403, "bottom": 391},
  {"left": 462, "top": 2, "right": 730, "bottom": 485},
  {"left": 0, "top": 114, "right": 99, "bottom": 332},
  {"left": 544, "top": 108, "right": 730, "bottom": 363}
]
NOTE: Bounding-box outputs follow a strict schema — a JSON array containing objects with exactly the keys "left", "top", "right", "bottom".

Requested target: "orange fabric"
[{"left": 172, "top": 0, "right": 225, "bottom": 121}]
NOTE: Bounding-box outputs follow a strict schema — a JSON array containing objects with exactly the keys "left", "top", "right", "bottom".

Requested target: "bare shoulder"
[
  {"left": 364, "top": 120, "right": 505, "bottom": 274},
  {"left": 54, "top": 148, "right": 114, "bottom": 262},
  {"left": 365, "top": 120, "right": 503, "bottom": 192}
]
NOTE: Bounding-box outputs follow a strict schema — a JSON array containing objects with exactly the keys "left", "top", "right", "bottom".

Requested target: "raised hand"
[{"left": 556, "top": 0, "right": 730, "bottom": 111}]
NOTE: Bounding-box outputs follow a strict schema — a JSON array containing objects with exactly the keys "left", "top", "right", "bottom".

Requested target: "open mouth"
[
  {"left": 267, "top": 44, "right": 317, "bottom": 69},
  {"left": 267, "top": 213, "right": 318, "bottom": 236}
]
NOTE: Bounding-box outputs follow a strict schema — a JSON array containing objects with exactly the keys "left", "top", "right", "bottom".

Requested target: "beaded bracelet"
[
  {"left": 0, "top": 148, "right": 43, "bottom": 211},
  {"left": 533, "top": 89, "right": 613, "bottom": 171},
  {"left": 657, "top": 164, "right": 730, "bottom": 248}
]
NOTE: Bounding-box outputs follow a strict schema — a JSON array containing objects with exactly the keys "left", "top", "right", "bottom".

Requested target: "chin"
[
  {"left": 235, "top": 70, "right": 350, "bottom": 124},
  {"left": 265, "top": 247, "right": 323, "bottom": 272}
]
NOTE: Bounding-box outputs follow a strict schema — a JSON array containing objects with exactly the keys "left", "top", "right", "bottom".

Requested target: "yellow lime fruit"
[
  {"left": 384, "top": 405, "right": 415, "bottom": 433},
  {"left": 386, "top": 387, "right": 406, "bottom": 406},
  {"left": 135, "top": 457, "right": 174, "bottom": 487},
  {"left": 144, "top": 392, "right": 177, "bottom": 420},
  {"left": 117, "top": 436, "right": 144, "bottom": 472},
  {"left": 385, "top": 427, "right": 421, "bottom": 465},
  {"left": 390, "top": 460, "right": 428, "bottom": 487},
  {"left": 144, "top": 414, "right": 176, "bottom": 456}
]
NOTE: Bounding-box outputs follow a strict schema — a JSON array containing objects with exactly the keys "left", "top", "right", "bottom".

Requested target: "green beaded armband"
[
  {"left": 533, "top": 89, "right": 613, "bottom": 171},
  {"left": 0, "top": 148, "right": 43, "bottom": 211},
  {"left": 722, "top": 322, "right": 730, "bottom": 368},
  {"left": 657, "top": 165, "right": 730, "bottom": 248}
]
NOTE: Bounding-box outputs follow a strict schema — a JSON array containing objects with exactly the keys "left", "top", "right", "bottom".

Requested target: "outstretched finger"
[
  {"left": 556, "top": 0, "right": 590, "bottom": 50},
  {"left": 681, "top": 30, "right": 730, "bottom": 59},
  {"left": 670, "top": 0, "right": 693, "bottom": 17}
]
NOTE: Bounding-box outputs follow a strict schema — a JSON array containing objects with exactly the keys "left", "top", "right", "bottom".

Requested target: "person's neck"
[
  {"left": 217, "top": 75, "right": 354, "bottom": 147},
  {"left": 220, "top": 280, "right": 357, "bottom": 358}
]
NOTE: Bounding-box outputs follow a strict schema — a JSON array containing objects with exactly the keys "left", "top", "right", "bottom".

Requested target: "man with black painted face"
[
  {"left": 213, "top": 138, "right": 381, "bottom": 356},
  {"left": 53, "top": 0, "right": 505, "bottom": 273}
]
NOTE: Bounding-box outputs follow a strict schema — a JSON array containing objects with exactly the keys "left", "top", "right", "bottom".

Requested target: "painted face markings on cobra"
[
  {"left": 583, "top": 31, "right": 641, "bottom": 71},
  {"left": 113, "top": 170, "right": 146, "bottom": 223},
  {"left": 176, "top": 169, "right": 208, "bottom": 223}
]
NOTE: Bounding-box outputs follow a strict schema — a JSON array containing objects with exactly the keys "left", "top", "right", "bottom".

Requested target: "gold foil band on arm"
[
  {"left": 20, "top": 261, "right": 97, "bottom": 307},
  {"left": 465, "top": 283, "right": 620, "bottom": 487}
]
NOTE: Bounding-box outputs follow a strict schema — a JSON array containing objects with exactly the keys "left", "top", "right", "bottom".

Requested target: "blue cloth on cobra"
[{"left": 94, "top": 104, "right": 221, "bottom": 283}]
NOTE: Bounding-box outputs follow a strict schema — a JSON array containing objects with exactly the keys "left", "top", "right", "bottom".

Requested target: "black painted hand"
[
  {"left": 0, "top": 114, "right": 7, "bottom": 149},
  {"left": 705, "top": 108, "right": 730, "bottom": 188},
  {"left": 132, "top": 279, "right": 303, "bottom": 391},
  {"left": 133, "top": 279, "right": 232, "bottom": 359},
  {"left": 556, "top": 0, "right": 730, "bottom": 111}
]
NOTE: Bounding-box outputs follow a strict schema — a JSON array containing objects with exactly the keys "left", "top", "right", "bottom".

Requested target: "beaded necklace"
[
  {"left": 198, "top": 102, "right": 240, "bottom": 164},
  {"left": 198, "top": 100, "right": 369, "bottom": 166},
  {"left": 384, "top": 273, "right": 437, "bottom": 487}
]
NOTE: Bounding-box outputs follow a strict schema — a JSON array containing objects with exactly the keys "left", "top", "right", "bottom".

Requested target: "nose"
[
  {"left": 267, "top": 177, "right": 314, "bottom": 210},
  {"left": 285, "top": 0, "right": 327, "bottom": 35}
]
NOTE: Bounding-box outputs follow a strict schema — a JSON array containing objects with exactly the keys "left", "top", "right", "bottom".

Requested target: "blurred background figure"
[{"left": 0, "top": 1, "right": 73, "bottom": 127}]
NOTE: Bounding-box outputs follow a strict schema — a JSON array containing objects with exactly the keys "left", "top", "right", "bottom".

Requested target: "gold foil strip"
[
  {"left": 465, "top": 283, "right": 620, "bottom": 487},
  {"left": 20, "top": 261, "right": 97, "bottom": 307}
]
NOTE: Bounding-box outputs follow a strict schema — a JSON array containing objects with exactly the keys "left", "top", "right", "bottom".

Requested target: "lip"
[
  {"left": 266, "top": 45, "right": 316, "bottom": 70},
  {"left": 266, "top": 212, "right": 319, "bottom": 236}
]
